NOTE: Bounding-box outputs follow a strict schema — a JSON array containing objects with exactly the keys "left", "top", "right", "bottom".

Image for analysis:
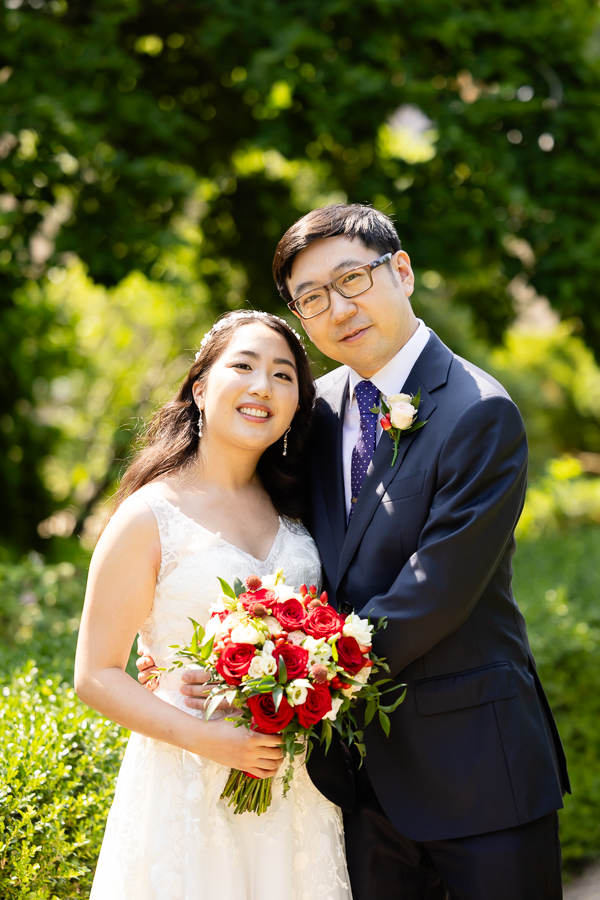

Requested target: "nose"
[
  {"left": 328, "top": 289, "right": 356, "bottom": 325},
  {"left": 248, "top": 367, "right": 272, "bottom": 399}
]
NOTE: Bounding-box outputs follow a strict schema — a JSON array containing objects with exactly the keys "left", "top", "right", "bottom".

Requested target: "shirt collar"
[{"left": 347, "top": 319, "right": 430, "bottom": 408}]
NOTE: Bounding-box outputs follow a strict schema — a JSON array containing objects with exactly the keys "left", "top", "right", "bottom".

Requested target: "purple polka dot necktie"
[{"left": 349, "top": 380, "right": 380, "bottom": 522}]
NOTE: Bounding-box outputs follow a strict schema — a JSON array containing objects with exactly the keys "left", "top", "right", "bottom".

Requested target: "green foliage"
[
  {"left": 2, "top": 0, "right": 600, "bottom": 549},
  {"left": 0, "top": 556, "right": 86, "bottom": 665},
  {"left": 0, "top": 662, "right": 128, "bottom": 899},
  {"left": 513, "top": 526, "right": 600, "bottom": 867}
]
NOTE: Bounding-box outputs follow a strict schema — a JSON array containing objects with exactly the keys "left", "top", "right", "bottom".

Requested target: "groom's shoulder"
[{"left": 447, "top": 352, "right": 511, "bottom": 403}]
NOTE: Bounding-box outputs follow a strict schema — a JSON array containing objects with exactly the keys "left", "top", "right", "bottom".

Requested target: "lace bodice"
[{"left": 136, "top": 487, "right": 323, "bottom": 688}]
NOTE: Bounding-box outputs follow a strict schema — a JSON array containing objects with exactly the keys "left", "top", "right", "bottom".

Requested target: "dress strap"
[{"left": 136, "top": 487, "right": 181, "bottom": 581}]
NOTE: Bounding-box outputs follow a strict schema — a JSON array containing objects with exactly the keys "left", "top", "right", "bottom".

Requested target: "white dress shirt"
[{"left": 342, "top": 319, "right": 430, "bottom": 518}]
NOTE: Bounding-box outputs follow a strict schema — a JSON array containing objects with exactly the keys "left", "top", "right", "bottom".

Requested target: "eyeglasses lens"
[
  {"left": 296, "top": 267, "right": 373, "bottom": 318},
  {"left": 334, "top": 267, "right": 371, "bottom": 297}
]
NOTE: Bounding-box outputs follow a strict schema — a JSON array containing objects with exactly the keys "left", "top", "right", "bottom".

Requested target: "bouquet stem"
[{"left": 221, "top": 769, "right": 273, "bottom": 815}]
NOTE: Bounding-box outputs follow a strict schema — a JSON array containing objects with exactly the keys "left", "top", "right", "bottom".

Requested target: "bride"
[{"left": 74, "top": 310, "right": 352, "bottom": 900}]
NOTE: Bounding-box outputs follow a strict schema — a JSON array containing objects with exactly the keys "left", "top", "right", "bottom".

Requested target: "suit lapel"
[
  {"left": 335, "top": 332, "right": 452, "bottom": 589},
  {"left": 315, "top": 371, "right": 349, "bottom": 563}
]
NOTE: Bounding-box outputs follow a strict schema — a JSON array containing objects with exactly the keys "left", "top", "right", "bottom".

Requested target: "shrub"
[
  {"left": 0, "top": 662, "right": 128, "bottom": 899},
  {"left": 513, "top": 525, "right": 600, "bottom": 868}
]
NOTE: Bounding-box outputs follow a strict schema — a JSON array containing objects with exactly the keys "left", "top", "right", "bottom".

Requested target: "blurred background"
[{"left": 1, "top": 0, "right": 600, "bottom": 894}]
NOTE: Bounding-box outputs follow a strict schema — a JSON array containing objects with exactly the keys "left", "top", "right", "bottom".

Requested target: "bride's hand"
[{"left": 198, "top": 718, "right": 284, "bottom": 779}]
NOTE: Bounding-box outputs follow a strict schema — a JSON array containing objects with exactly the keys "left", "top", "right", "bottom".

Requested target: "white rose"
[
  {"left": 286, "top": 678, "right": 312, "bottom": 706},
  {"left": 273, "top": 584, "right": 300, "bottom": 602},
  {"left": 389, "top": 400, "right": 417, "bottom": 430},
  {"left": 203, "top": 615, "right": 225, "bottom": 645},
  {"left": 323, "top": 697, "right": 344, "bottom": 721},
  {"left": 354, "top": 665, "right": 371, "bottom": 685},
  {"left": 222, "top": 611, "right": 243, "bottom": 633},
  {"left": 302, "top": 636, "right": 332, "bottom": 666},
  {"left": 387, "top": 393, "right": 412, "bottom": 404},
  {"left": 230, "top": 623, "right": 264, "bottom": 645},
  {"left": 262, "top": 640, "right": 275, "bottom": 656},
  {"left": 342, "top": 613, "right": 374, "bottom": 647},
  {"left": 287, "top": 630, "right": 306, "bottom": 645},
  {"left": 263, "top": 615, "right": 282, "bottom": 636},
  {"left": 247, "top": 656, "right": 264, "bottom": 678}
]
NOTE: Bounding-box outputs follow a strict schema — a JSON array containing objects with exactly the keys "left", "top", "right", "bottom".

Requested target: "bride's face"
[{"left": 193, "top": 323, "right": 300, "bottom": 455}]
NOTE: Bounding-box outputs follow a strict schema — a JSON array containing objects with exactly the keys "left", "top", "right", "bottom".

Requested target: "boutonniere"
[{"left": 370, "top": 390, "right": 429, "bottom": 466}]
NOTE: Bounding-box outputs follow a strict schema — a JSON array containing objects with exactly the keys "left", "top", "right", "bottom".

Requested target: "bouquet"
[{"left": 162, "top": 569, "right": 405, "bottom": 814}]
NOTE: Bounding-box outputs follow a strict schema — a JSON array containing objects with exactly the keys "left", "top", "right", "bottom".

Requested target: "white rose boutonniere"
[{"left": 370, "top": 389, "right": 429, "bottom": 466}]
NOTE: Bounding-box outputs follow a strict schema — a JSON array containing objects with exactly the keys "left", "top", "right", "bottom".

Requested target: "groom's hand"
[
  {"left": 136, "top": 653, "right": 234, "bottom": 712},
  {"left": 136, "top": 651, "right": 159, "bottom": 691}
]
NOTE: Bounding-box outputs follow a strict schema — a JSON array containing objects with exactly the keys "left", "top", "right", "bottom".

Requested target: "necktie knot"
[{"left": 354, "top": 380, "right": 380, "bottom": 417}]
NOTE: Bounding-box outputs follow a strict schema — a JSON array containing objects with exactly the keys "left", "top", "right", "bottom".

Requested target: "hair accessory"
[
  {"left": 194, "top": 310, "right": 306, "bottom": 361},
  {"left": 282, "top": 426, "right": 291, "bottom": 456}
]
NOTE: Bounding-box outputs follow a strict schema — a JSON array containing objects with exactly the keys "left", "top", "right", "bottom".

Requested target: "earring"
[
  {"left": 197, "top": 407, "right": 203, "bottom": 437},
  {"left": 283, "top": 426, "right": 291, "bottom": 456}
]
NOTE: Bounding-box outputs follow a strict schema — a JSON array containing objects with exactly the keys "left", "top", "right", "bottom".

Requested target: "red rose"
[
  {"left": 215, "top": 642, "right": 256, "bottom": 685},
  {"left": 273, "top": 642, "right": 309, "bottom": 680},
  {"left": 238, "top": 588, "right": 277, "bottom": 612},
  {"left": 336, "top": 635, "right": 365, "bottom": 675},
  {"left": 274, "top": 597, "right": 307, "bottom": 631},
  {"left": 296, "top": 683, "right": 333, "bottom": 728},
  {"left": 304, "top": 605, "right": 344, "bottom": 640},
  {"left": 247, "top": 692, "right": 295, "bottom": 733}
]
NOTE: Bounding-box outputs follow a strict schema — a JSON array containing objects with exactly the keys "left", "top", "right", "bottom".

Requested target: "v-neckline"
[{"left": 157, "top": 494, "right": 284, "bottom": 565}]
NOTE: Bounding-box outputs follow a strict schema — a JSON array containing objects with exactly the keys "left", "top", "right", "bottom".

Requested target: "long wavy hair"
[{"left": 112, "top": 312, "right": 316, "bottom": 521}]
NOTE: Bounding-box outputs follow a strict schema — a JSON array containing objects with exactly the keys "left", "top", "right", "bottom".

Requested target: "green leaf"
[
  {"left": 410, "top": 388, "right": 421, "bottom": 409},
  {"left": 370, "top": 405, "right": 381, "bottom": 414},
  {"left": 233, "top": 577, "right": 245, "bottom": 597},
  {"left": 378, "top": 710, "right": 391, "bottom": 738},
  {"left": 205, "top": 693, "right": 224, "bottom": 722},
  {"left": 217, "top": 577, "right": 237, "bottom": 600},
  {"left": 364, "top": 699, "right": 377, "bottom": 726},
  {"left": 407, "top": 418, "right": 428, "bottom": 433},
  {"left": 321, "top": 718, "right": 333, "bottom": 754},
  {"left": 277, "top": 654, "right": 288, "bottom": 684},
  {"left": 273, "top": 684, "right": 283, "bottom": 711},
  {"left": 200, "top": 635, "right": 214, "bottom": 660},
  {"left": 330, "top": 640, "right": 338, "bottom": 662},
  {"left": 380, "top": 397, "right": 390, "bottom": 414}
]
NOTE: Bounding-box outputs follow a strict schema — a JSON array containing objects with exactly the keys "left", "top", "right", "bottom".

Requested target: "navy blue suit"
[{"left": 306, "top": 332, "right": 568, "bottom": 898}]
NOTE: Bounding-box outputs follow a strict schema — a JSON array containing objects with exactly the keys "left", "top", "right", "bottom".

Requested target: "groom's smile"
[{"left": 287, "top": 235, "right": 417, "bottom": 378}]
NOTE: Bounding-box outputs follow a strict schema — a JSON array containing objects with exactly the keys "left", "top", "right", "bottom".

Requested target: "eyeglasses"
[{"left": 287, "top": 253, "right": 393, "bottom": 320}]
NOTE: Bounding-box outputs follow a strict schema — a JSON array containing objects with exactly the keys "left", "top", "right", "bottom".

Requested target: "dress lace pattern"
[{"left": 89, "top": 487, "right": 352, "bottom": 900}]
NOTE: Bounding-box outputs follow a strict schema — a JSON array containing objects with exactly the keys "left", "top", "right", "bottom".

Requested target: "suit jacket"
[{"left": 306, "top": 330, "right": 569, "bottom": 842}]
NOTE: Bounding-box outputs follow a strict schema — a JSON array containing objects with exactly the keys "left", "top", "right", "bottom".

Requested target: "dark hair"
[
  {"left": 113, "top": 312, "right": 316, "bottom": 521},
  {"left": 273, "top": 203, "right": 402, "bottom": 303}
]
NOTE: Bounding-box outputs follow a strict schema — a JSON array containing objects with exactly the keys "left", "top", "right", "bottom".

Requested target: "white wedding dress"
[{"left": 90, "top": 487, "right": 352, "bottom": 900}]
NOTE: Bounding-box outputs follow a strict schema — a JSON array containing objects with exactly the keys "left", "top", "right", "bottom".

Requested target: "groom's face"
[{"left": 287, "top": 235, "right": 416, "bottom": 378}]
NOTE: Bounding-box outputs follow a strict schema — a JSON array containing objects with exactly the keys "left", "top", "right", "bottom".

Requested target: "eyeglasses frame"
[{"left": 287, "top": 252, "right": 394, "bottom": 320}]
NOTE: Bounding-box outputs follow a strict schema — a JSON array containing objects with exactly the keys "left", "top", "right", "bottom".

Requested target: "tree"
[{"left": 1, "top": 0, "right": 600, "bottom": 550}]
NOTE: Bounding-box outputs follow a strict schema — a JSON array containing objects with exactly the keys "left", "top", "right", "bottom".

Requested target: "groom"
[
  {"left": 140, "top": 204, "right": 568, "bottom": 899},
  {"left": 273, "top": 204, "right": 568, "bottom": 900}
]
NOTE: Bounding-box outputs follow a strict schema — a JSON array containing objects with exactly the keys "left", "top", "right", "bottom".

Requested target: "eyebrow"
[
  {"left": 292, "top": 258, "right": 366, "bottom": 299},
  {"left": 236, "top": 349, "right": 296, "bottom": 369}
]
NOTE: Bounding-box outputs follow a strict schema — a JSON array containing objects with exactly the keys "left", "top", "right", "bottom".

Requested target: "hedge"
[{"left": 0, "top": 664, "right": 128, "bottom": 899}]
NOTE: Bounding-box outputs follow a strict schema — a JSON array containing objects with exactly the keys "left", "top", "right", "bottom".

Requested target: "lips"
[
  {"left": 339, "top": 325, "right": 370, "bottom": 343},
  {"left": 238, "top": 406, "right": 271, "bottom": 419}
]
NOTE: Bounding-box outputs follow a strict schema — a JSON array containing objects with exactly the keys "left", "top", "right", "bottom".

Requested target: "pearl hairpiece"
[{"left": 194, "top": 310, "right": 306, "bottom": 361}]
